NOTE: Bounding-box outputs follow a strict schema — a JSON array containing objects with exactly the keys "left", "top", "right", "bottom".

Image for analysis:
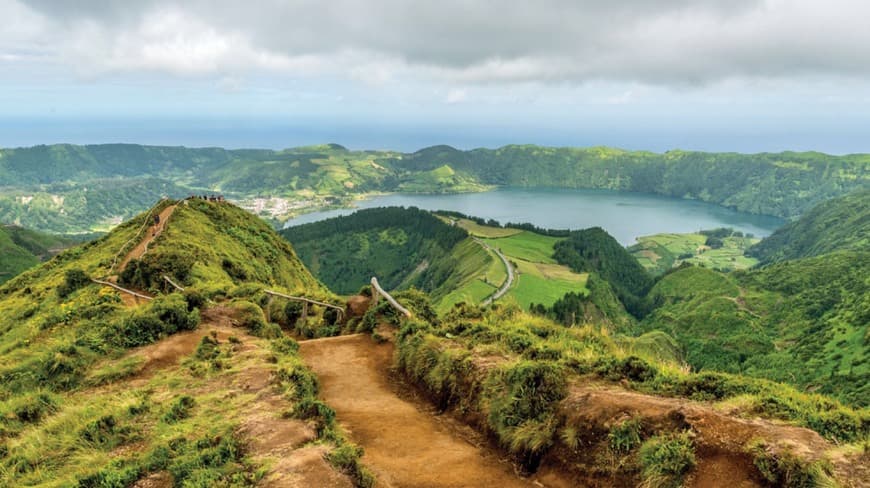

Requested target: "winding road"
[{"left": 475, "top": 238, "right": 514, "bottom": 306}]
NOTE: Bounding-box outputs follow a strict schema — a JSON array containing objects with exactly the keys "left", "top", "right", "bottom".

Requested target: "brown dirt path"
[
  {"left": 299, "top": 334, "right": 542, "bottom": 488},
  {"left": 118, "top": 204, "right": 177, "bottom": 273},
  {"left": 92, "top": 306, "right": 354, "bottom": 487}
]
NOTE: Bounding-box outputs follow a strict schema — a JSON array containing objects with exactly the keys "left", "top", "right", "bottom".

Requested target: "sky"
[{"left": 1, "top": 0, "right": 870, "bottom": 153}]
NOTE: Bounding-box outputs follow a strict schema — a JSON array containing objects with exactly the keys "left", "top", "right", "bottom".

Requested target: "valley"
[
  {"left": 6, "top": 3, "right": 870, "bottom": 487},
  {"left": 0, "top": 173, "right": 867, "bottom": 487}
]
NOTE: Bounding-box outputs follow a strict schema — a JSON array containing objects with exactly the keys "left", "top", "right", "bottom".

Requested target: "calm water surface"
[{"left": 284, "top": 188, "right": 784, "bottom": 245}]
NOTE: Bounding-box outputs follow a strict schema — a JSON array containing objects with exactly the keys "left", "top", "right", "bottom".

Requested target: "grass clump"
[
  {"left": 609, "top": 417, "right": 643, "bottom": 454},
  {"left": 746, "top": 439, "right": 838, "bottom": 488},
  {"left": 162, "top": 395, "right": 196, "bottom": 424},
  {"left": 638, "top": 431, "right": 696, "bottom": 488}
]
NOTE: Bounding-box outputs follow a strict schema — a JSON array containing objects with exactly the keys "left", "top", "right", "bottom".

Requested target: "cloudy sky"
[{"left": 2, "top": 0, "right": 869, "bottom": 152}]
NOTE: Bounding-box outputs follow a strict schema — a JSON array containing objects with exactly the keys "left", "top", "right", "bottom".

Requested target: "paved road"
[{"left": 475, "top": 238, "right": 514, "bottom": 306}]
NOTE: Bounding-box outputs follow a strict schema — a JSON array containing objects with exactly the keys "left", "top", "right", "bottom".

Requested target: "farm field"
[
  {"left": 629, "top": 232, "right": 760, "bottom": 275},
  {"left": 451, "top": 217, "right": 524, "bottom": 238},
  {"left": 475, "top": 228, "right": 588, "bottom": 309}
]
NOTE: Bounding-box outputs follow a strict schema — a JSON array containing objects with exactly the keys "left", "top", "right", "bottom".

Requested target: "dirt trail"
[
  {"left": 299, "top": 334, "right": 542, "bottom": 488},
  {"left": 106, "top": 306, "right": 354, "bottom": 487},
  {"left": 118, "top": 204, "right": 177, "bottom": 273}
]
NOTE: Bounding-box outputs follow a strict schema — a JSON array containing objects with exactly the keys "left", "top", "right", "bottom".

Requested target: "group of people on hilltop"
[{"left": 187, "top": 194, "right": 225, "bottom": 202}]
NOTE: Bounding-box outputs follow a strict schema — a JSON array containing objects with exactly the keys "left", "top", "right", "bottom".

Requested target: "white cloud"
[{"left": 3, "top": 0, "right": 870, "bottom": 86}]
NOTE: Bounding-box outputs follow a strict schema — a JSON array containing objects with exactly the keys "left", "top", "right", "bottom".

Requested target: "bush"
[
  {"left": 58, "top": 269, "right": 90, "bottom": 298},
  {"left": 230, "top": 300, "right": 281, "bottom": 338},
  {"left": 182, "top": 288, "right": 206, "bottom": 311},
  {"left": 638, "top": 431, "right": 696, "bottom": 488},
  {"left": 109, "top": 294, "right": 200, "bottom": 347},
  {"left": 487, "top": 361, "right": 567, "bottom": 469}
]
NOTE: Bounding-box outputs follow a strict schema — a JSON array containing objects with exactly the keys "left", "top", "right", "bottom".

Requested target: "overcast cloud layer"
[
  {"left": 1, "top": 0, "right": 869, "bottom": 151},
  {"left": 5, "top": 0, "right": 870, "bottom": 83}
]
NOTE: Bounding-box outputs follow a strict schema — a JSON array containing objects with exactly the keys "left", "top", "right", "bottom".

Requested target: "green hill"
[
  {"left": 553, "top": 227, "right": 654, "bottom": 317},
  {"left": 747, "top": 188, "right": 870, "bottom": 264},
  {"left": 0, "top": 199, "right": 369, "bottom": 486},
  {"left": 2, "top": 143, "right": 868, "bottom": 233},
  {"left": 282, "top": 207, "right": 486, "bottom": 303},
  {"left": 0, "top": 225, "right": 75, "bottom": 284},
  {"left": 637, "top": 252, "right": 869, "bottom": 406}
]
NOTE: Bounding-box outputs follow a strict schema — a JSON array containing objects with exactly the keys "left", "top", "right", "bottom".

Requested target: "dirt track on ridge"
[
  {"left": 118, "top": 204, "right": 177, "bottom": 273},
  {"left": 299, "top": 334, "right": 541, "bottom": 488}
]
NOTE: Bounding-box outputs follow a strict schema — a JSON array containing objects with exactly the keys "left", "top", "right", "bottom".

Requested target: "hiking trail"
[{"left": 299, "top": 334, "right": 547, "bottom": 488}]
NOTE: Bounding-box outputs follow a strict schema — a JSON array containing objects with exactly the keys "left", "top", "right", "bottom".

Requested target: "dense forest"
[
  {"left": 282, "top": 207, "right": 479, "bottom": 300},
  {"left": 553, "top": 227, "right": 654, "bottom": 317},
  {"left": 2, "top": 143, "right": 867, "bottom": 233}
]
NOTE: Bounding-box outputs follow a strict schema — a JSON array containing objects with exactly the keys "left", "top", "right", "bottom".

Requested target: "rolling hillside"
[
  {"left": 747, "top": 188, "right": 870, "bottom": 264},
  {"left": 0, "top": 225, "right": 75, "bottom": 284},
  {"left": 2, "top": 143, "right": 868, "bottom": 233},
  {"left": 282, "top": 207, "right": 488, "bottom": 306}
]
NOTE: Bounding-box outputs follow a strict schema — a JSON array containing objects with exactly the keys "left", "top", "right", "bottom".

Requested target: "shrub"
[
  {"left": 163, "top": 395, "right": 196, "bottom": 423},
  {"left": 194, "top": 335, "right": 220, "bottom": 361},
  {"left": 182, "top": 288, "right": 206, "bottom": 311},
  {"left": 58, "top": 269, "right": 90, "bottom": 298},
  {"left": 487, "top": 361, "right": 567, "bottom": 468},
  {"left": 270, "top": 337, "right": 300, "bottom": 355},
  {"left": 109, "top": 295, "right": 200, "bottom": 347},
  {"left": 638, "top": 431, "right": 696, "bottom": 488},
  {"left": 284, "top": 301, "right": 304, "bottom": 325},
  {"left": 230, "top": 300, "right": 281, "bottom": 338}
]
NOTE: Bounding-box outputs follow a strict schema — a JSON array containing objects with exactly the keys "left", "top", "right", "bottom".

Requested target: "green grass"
[
  {"left": 395, "top": 304, "right": 868, "bottom": 484},
  {"left": 453, "top": 218, "right": 523, "bottom": 238},
  {"left": 507, "top": 260, "right": 588, "bottom": 309},
  {"left": 482, "top": 231, "right": 561, "bottom": 264},
  {"left": 473, "top": 229, "right": 589, "bottom": 309}
]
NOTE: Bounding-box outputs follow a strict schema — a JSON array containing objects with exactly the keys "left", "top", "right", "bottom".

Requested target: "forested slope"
[
  {"left": 282, "top": 207, "right": 486, "bottom": 302},
  {"left": 747, "top": 188, "right": 870, "bottom": 263}
]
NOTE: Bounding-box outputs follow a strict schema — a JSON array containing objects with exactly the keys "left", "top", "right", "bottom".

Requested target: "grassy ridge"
[
  {"left": 393, "top": 304, "right": 867, "bottom": 486},
  {"left": 0, "top": 200, "right": 364, "bottom": 485},
  {"left": 283, "top": 207, "right": 492, "bottom": 307}
]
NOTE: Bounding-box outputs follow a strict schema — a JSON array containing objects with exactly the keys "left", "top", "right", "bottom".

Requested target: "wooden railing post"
[{"left": 370, "top": 277, "right": 412, "bottom": 318}]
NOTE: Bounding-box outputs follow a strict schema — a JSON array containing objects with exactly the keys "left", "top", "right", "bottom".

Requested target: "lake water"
[{"left": 284, "top": 188, "right": 785, "bottom": 245}]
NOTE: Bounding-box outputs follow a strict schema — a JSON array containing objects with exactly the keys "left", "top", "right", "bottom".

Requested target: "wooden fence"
[
  {"left": 370, "top": 277, "right": 412, "bottom": 318},
  {"left": 263, "top": 289, "right": 345, "bottom": 322}
]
